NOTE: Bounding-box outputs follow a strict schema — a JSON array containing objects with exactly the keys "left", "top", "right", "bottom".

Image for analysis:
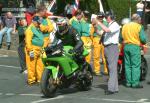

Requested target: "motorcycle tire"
[
  {"left": 40, "top": 69, "right": 57, "bottom": 98},
  {"left": 76, "top": 64, "right": 93, "bottom": 91},
  {"left": 140, "top": 55, "right": 148, "bottom": 81}
]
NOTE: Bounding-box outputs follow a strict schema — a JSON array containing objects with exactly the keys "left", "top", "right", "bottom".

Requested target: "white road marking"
[
  {"left": 0, "top": 93, "right": 3, "bottom": 95},
  {"left": 5, "top": 93, "right": 15, "bottom": 96},
  {"left": 19, "top": 94, "right": 43, "bottom": 97},
  {"left": 0, "top": 54, "right": 8, "bottom": 57},
  {"left": 0, "top": 65, "right": 20, "bottom": 69},
  {"left": 65, "top": 96, "right": 150, "bottom": 103},
  {"left": 31, "top": 95, "right": 64, "bottom": 103},
  {"left": 0, "top": 49, "right": 17, "bottom": 53}
]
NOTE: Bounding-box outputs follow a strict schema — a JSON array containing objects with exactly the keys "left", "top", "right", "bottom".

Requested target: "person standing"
[
  {"left": 121, "top": 14, "right": 147, "bottom": 88},
  {"left": 69, "top": 9, "right": 82, "bottom": 36},
  {"left": 136, "top": 0, "right": 150, "bottom": 17},
  {"left": 136, "top": 0, "right": 144, "bottom": 18},
  {"left": 25, "top": 16, "right": 44, "bottom": 85},
  {"left": 92, "top": 12, "right": 108, "bottom": 76},
  {"left": 35, "top": 5, "right": 54, "bottom": 48},
  {"left": 25, "top": 6, "right": 35, "bottom": 26},
  {"left": 97, "top": 11, "right": 120, "bottom": 95},
  {"left": 80, "top": 11, "right": 94, "bottom": 64},
  {"left": 0, "top": 12, "right": 17, "bottom": 50},
  {"left": 17, "top": 19, "right": 27, "bottom": 73}
]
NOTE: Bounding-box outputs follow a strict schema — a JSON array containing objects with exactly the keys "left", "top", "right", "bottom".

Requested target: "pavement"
[{"left": 0, "top": 50, "right": 150, "bottom": 103}]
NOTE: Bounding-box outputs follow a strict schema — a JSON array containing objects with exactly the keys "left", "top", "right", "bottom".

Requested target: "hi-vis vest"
[
  {"left": 69, "top": 16, "right": 82, "bottom": 36},
  {"left": 80, "top": 19, "right": 94, "bottom": 37},
  {"left": 40, "top": 18, "right": 54, "bottom": 37},
  {"left": 25, "top": 24, "right": 44, "bottom": 50},
  {"left": 122, "top": 22, "right": 141, "bottom": 45},
  {"left": 31, "top": 26, "right": 44, "bottom": 47}
]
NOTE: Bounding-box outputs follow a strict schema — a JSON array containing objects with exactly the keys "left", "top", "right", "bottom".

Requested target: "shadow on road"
[
  {"left": 93, "top": 84, "right": 107, "bottom": 91},
  {"left": 41, "top": 87, "right": 79, "bottom": 98}
]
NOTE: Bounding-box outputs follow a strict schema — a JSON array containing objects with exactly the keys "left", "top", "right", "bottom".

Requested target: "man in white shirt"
[{"left": 96, "top": 11, "right": 120, "bottom": 95}]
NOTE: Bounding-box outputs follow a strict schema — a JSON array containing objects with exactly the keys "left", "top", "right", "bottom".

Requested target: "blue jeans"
[
  {"left": 0, "top": 27, "right": 13, "bottom": 45},
  {"left": 137, "top": 11, "right": 143, "bottom": 18}
]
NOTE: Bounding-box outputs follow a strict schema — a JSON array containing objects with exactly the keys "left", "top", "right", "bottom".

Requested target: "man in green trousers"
[{"left": 121, "top": 14, "right": 147, "bottom": 88}]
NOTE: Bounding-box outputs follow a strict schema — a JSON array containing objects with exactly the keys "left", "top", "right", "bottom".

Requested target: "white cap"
[{"left": 91, "top": 14, "right": 97, "bottom": 22}]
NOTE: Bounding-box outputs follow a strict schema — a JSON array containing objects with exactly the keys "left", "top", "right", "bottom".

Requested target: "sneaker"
[
  {"left": 0, "top": 44, "right": 2, "bottom": 49},
  {"left": 7, "top": 45, "right": 10, "bottom": 50},
  {"left": 132, "top": 84, "right": 143, "bottom": 89},
  {"left": 93, "top": 72, "right": 102, "bottom": 76}
]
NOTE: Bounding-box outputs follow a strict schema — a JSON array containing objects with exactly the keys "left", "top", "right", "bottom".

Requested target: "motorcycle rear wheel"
[
  {"left": 140, "top": 55, "right": 148, "bottom": 81},
  {"left": 40, "top": 69, "right": 57, "bottom": 98}
]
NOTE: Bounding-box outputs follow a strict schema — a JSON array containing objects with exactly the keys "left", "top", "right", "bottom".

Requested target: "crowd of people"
[{"left": 0, "top": 1, "right": 148, "bottom": 95}]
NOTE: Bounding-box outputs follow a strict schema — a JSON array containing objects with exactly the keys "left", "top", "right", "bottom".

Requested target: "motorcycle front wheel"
[
  {"left": 76, "top": 64, "right": 93, "bottom": 91},
  {"left": 40, "top": 69, "right": 57, "bottom": 98}
]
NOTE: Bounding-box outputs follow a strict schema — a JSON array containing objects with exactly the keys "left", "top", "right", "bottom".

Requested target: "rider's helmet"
[
  {"left": 56, "top": 17, "right": 69, "bottom": 35},
  {"left": 121, "top": 18, "right": 131, "bottom": 25}
]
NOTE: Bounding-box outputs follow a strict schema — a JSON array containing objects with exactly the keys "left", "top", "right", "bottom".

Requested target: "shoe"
[
  {"left": 93, "top": 72, "right": 102, "bottom": 76},
  {"left": 105, "top": 90, "right": 115, "bottom": 95},
  {"left": 132, "top": 84, "right": 143, "bottom": 89},
  {"left": 125, "top": 84, "right": 131, "bottom": 88},
  {"left": 102, "top": 72, "right": 108, "bottom": 75},
  {"left": 147, "top": 81, "right": 150, "bottom": 85},
  {"left": 7, "top": 45, "right": 10, "bottom": 50}
]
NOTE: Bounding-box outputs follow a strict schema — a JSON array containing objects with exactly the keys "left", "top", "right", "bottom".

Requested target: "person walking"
[
  {"left": 121, "top": 14, "right": 147, "bottom": 88},
  {"left": 96, "top": 11, "right": 120, "bottom": 95}
]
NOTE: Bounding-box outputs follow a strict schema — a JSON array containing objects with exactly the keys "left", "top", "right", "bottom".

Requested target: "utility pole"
[
  {"left": 98, "top": 0, "right": 104, "bottom": 12},
  {"left": 143, "top": 0, "right": 147, "bottom": 29},
  {"left": 129, "top": 0, "right": 132, "bottom": 19}
]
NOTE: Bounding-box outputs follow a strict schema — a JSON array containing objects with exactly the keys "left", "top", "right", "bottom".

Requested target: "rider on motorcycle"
[{"left": 49, "top": 18, "right": 84, "bottom": 56}]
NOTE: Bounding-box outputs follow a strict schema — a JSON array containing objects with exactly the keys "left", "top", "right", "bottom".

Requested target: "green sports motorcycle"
[{"left": 40, "top": 43, "right": 93, "bottom": 98}]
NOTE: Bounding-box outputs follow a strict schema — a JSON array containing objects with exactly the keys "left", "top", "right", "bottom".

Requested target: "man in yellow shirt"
[{"left": 121, "top": 14, "right": 147, "bottom": 88}]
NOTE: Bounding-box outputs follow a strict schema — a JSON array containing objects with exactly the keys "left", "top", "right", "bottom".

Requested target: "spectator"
[
  {"left": 0, "top": 12, "right": 17, "bottom": 50},
  {"left": 17, "top": 19, "right": 27, "bottom": 73},
  {"left": 64, "top": 2, "right": 74, "bottom": 19},
  {"left": 0, "top": 16, "right": 2, "bottom": 30},
  {"left": 25, "top": 6, "right": 35, "bottom": 26},
  {"left": 121, "top": 14, "right": 147, "bottom": 88},
  {"left": 18, "top": 19, "right": 27, "bottom": 44},
  {"left": 136, "top": 0, "right": 150, "bottom": 17},
  {"left": 96, "top": 11, "right": 120, "bottom": 95},
  {"left": 136, "top": 0, "right": 144, "bottom": 17}
]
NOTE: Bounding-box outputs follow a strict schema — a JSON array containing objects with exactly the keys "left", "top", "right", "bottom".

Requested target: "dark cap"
[
  {"left": 97, "top": 12, "right": 105, "bottom": 18},
  {"left": 83, "top": 10, "right": 90, "bottom": 17},
  {"left": 32, "top": 16, "right": 43, "bottom": 24},
  {"left": 105, "top": 10, "right": 115, "bottom": 20}
]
